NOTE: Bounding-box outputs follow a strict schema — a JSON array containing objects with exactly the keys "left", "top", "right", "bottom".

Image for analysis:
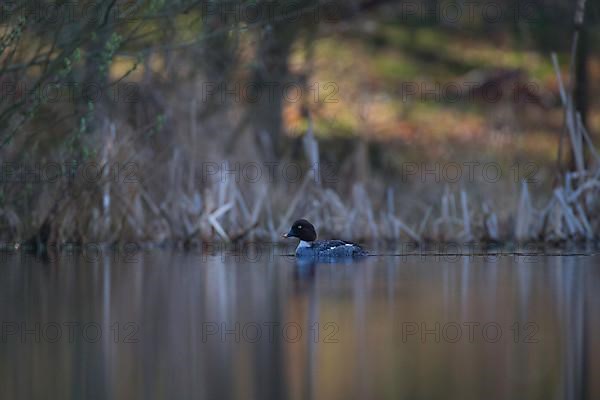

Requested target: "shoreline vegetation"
[
  {"left": 3, "top": 108, "right": 599, "bottom": 252},
  {"left": 1, "top": 1, "right": 598, "bottom": 251}
]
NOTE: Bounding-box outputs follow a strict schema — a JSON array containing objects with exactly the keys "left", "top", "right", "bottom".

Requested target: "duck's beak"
[{"left": 282, "top": 233, "right": 289, "bottom": 238}]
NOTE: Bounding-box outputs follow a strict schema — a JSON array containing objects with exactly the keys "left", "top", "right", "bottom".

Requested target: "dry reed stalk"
[
  {"left": 460, "top": 190, "right": 472, "bottom": 241},
  {"left": 575, "top": 203, "right": 593, "bottom": 239},
  {"left": 482, "top": 202, "right": 499, "bottom": 241},
  {"left": 303, "top": 114, "right": 320, "bottom": 185},
  {"left": 515, "top": 181, "right": 532, "bottom": 240},
  {"left": 265, "top": 196, "right": 277, "bottom": 240},
  {"left": 554, "top": 188, "right": 583, "bottom": 237},
  {"left": 440, "top": 188, "right": 450, "bottom": 240},
  {"left": 207, "top": 202, "right": 233, "bottom": 241},
  {"left": 275, "top": 174, "right": 312, "bottom": 234},
  {"left": 391, "top": 215, "right": 420, "bottom": 242},
  {"left": 418, "top": 206, "right": 432, "bottom": 237},
  {"left": 352, "top": 184, "right": 378, "bottom": 239}
]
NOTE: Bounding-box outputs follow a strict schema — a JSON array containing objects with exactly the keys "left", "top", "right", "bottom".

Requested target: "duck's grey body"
[{"left": 295, "top": 239, "right": 367, "bottom": 258}]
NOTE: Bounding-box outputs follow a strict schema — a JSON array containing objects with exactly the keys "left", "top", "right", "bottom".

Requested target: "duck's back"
[{"left": 296, "top": 240, "right": 367, "bottom": 258}]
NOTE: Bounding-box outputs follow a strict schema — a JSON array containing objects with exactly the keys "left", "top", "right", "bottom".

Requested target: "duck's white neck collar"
[{"left": 296, "top": 240, "right": 312, "bottom": 251}]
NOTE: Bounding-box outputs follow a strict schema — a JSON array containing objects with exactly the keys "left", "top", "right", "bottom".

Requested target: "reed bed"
[
  {"left": 1, "top": 50, "right": 598, "bottom": 249},
  {"left": 1, "top": 96, "right": 598, "bottom": 249}
]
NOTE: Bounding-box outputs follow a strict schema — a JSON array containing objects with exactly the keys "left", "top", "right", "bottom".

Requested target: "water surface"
[{"left": 1, "top": 250, "right": 598, "bottom": 400}]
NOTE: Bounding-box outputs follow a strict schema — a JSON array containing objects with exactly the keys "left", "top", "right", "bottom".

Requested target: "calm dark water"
[{"left": 1, "top": 250, "right": 599, "bottom": 400}]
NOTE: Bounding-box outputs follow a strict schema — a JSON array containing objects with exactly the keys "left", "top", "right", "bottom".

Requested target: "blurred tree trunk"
[
  {"left": 200, "top": 1, "right": 239, "bottom": 114},
  {"left": 79, "top": 0, "right": 116, "bottom": 135},
  {"left": 250, "top": 0, "right": 317, "bottom": 160},
  {"left": 81, "top": 36, "right": 110, "bottom": 126},
  {"left": 570, "top": 0, "right": 589, "bottom": 171},
  {"left": 251, "top": 23, "right": 294, "bottom": 160}
]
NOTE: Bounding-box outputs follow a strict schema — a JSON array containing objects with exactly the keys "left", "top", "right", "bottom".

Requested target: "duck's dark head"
[{"left": 283, "top": 219, "right": 317, "bottom": 242}]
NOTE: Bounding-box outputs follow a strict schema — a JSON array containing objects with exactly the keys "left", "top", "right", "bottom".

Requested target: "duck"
[{"left": 283, "top": 219, "right": 367, "bottom": 258}]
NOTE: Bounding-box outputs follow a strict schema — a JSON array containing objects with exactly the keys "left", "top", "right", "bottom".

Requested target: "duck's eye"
[{"left": 297, "top": 225, "right": 302, "bottom": 229}]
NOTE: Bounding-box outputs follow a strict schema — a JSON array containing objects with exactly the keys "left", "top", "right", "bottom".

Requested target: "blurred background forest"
[{"left": 1, "top": 0, "right": 599, "bottom": 247}]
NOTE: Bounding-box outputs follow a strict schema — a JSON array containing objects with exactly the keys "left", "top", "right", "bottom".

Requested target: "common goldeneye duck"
[{"left": 283, "top": 219, "right": 367, "bottom": 258}]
